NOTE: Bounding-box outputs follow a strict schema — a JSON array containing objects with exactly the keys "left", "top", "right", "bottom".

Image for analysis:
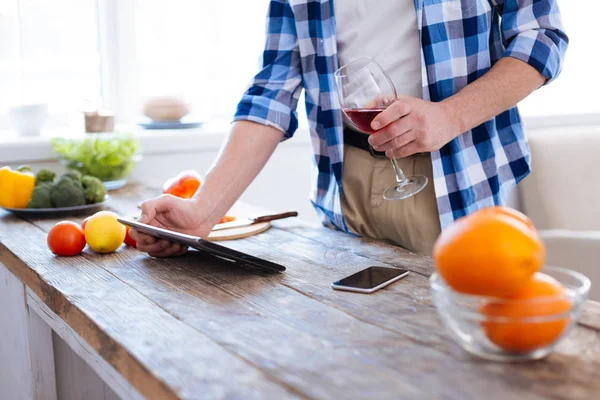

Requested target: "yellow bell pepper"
[{"left": 0, "top": 166, "right": 36, "bottom": 208}]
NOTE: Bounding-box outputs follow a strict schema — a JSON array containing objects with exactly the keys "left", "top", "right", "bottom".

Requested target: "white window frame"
[
  {"left": 99, "top": 0, "right": 600, "bottom": 131},
  {"left": 97, "top": 0, "right": 138, "bottom": 124},
  {"left": 1, "top": 1, "right": 599, "bottom": 132}
]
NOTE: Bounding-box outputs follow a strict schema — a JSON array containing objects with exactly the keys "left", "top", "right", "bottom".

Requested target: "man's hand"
[
  {"left": 368, "top": 58, "right": 547, "bottom": 159},
  {"left": 368, "top": 96, "right": 461, "bottom": 158},
  {"left": 129, "top": 120, "right": 284, "bottom": 258},
  {"left": 129, "top": 195, "right": 213, "bottom": 258}
]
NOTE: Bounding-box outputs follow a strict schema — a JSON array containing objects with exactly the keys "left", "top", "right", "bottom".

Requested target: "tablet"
[{"left": 118, "top": 217, "right": 286, "bottom": 273}]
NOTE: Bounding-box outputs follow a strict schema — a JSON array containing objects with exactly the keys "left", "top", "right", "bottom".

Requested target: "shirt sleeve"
[
  {"left": 498, "top": 0, "right": 569, "bottom": 84},
  {"left": 233, "top": 0, "right": 303, "bottom": 140}
]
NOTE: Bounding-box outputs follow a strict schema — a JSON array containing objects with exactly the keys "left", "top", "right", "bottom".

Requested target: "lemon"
[{"left": 84, "top": 211, "right": 126, "bottom": 253}]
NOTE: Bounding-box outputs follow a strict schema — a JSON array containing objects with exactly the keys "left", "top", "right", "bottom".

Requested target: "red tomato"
[
  {"left": 47, "top": 221, "right": 86, "bottom": 256},
  {"left": 81, "top": 216, "right": 91, "bottom": 231},
  {"left": 124, "top": 226, "right": 137, "bottom": 248}
]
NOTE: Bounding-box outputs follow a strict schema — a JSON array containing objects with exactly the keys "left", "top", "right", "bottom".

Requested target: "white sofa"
[{"left": 513, "top": 125, "right": 600, "bottom": 300}]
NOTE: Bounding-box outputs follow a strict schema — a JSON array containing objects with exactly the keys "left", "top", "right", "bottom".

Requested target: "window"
[
  {"left": 0, "top": 0, "right": 102, "bottom": 129},
  {"left": 518, "top": 0, "right": 600, "bottom": 122},
  {"left": 0, "top": 0, "right": 597, "bottom": 133},
  {"left": 134, "top": 1, "right": 267, "bottom": 122}
]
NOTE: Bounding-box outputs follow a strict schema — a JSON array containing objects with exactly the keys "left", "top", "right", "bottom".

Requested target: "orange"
[
  {"left": 480, "top": 272, "right": 571, "bottom": 352},
  {"left": 476, "top": 206, "right": 535, "bottom": 230},
  {"left": 433, "top": 206, "right": 545, "bottom": 297}
]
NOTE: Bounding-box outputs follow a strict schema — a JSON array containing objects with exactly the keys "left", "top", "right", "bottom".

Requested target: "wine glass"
[{"left": 334, "top": 56, "right": 428, "bottom": 200}]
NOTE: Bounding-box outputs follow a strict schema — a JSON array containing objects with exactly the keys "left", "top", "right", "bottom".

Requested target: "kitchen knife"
[{"left": 212, "top": 211, "right": 298, "bottom": 231}]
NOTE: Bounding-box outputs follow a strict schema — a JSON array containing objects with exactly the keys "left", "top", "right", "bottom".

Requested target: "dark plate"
[{"left": 1, "top": 196, "right": 111, "bottom": 217}]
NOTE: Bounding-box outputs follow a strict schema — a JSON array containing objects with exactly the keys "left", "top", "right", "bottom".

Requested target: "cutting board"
[{"left": 207, "top": 221, "right": 271, "bottom": 241}]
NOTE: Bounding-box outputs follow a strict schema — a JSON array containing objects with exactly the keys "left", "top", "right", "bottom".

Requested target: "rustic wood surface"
[
  {"left": 1, "top": 182, "right": 599, "bottom": 400},
  {"left": 27, "top": 288, "right": 140, "bottom": 400}
]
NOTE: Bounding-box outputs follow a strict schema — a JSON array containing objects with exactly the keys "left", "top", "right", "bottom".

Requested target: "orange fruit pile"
[
  {"left": 433, "top": 206, "right": 571, "bottom": 353},
  {"left": 480, "top": 273, "right": 571, "bottom": 352}
]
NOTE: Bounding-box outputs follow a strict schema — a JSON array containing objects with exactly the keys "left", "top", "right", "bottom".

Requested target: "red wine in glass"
[
  {"left": 335, "top": 57, "right": 428, "bottom": 200},
  {"left": 343, "top": 108, "right": 386, "bottom": 134}
]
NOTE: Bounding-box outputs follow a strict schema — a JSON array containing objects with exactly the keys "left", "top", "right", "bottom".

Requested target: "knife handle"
[{"left": 254, "top": 211, "right": 298, "bottom": 223}]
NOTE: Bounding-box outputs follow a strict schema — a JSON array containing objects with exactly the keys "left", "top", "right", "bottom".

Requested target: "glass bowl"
[
  {"left": 52, "top": 134, "right": 142, "bottom": 191},
  {"left": 60, "top": 153, "right": 142, "bottom": 190},
  {"left": 430, "top": 266, "right": 591, "bottom": 362}
]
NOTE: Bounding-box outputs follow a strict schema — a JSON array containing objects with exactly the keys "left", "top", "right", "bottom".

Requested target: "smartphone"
[{"left": 331, "top": 266, "right": 409, "bottom": 293}]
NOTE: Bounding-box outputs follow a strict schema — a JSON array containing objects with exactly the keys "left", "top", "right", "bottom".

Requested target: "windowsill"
[
  {"left": 0, "top": 123, "right": 312, "bottom": 164},
  {"left": 1, "top": 115, "right": 599, "bottom": 164}
]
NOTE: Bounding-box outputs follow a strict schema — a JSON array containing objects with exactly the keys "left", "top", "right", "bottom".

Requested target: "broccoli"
[
  {"left": 61, "top": 170, "right": 82, "bottom": 182},
  {"left": 50, "top": 176, "right": 86, "bottom": 208},
  {"left": 27, "top": 182, "right": 54, "bottom": 208},
  {"left": 81, "top": 175, "right": 107, "bottom": 204},
  {"left": 35, "top": 169, "right": 56, "bottom": 186}
]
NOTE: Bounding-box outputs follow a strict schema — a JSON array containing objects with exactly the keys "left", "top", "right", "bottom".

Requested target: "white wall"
[{"left": 132, "top": 138, "right": 319, "bottom": 223}]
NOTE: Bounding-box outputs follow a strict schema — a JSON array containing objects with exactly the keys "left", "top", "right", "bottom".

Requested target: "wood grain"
[
  {"left": 0, "top": 215, "right": 300, "bottom": 400},
  {"left": 27, "top": 307, "right": 58, "bottom": 400},
  {"left": 53, "top": 332, "right": 118, "bottom": 400},
  {"left": 579, "top": 300, "right": 600, "bottom": 331},
  {"left": 0, "top": 262, "right": 37, "bottom": 400},
  {"left": 2, "top": 182, "right": 600, "bottom": 400},
  {"left": 105, "top": 186, "right": 600, "bottom": 399},
  {"left": 28, "top": 289, "right": 141, "bottom": 400}
]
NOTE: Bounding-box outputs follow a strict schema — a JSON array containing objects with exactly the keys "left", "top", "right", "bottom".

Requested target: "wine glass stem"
[{"left": 389, "top": 150, "right": 408, "bottom": 184}]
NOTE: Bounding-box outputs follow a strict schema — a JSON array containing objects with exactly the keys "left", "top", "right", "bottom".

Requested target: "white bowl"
[
  {"left": 7, "top": 103, "right": 49, "bottom": 137},
  {"left": 142, "top": 96, "right": 190, "bottom": 121}
]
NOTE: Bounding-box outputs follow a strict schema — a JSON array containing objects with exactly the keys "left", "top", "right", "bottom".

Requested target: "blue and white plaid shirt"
[{"left": 234, "top": 0, "right": 568, "bottom": 231}]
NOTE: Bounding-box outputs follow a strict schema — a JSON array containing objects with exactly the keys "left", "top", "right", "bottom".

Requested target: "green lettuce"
[{"left": 51, "top": 135, "right": 140, "bottom": 181}]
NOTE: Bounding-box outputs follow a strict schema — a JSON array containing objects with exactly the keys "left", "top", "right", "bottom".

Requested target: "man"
[{"left": 131, "top": 0, "right": 567, "bottom": 256}]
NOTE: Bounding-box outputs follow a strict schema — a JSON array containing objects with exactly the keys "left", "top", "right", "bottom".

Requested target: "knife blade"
[{"left": 212, "top": 211, "right": 298, "bottom": 231}]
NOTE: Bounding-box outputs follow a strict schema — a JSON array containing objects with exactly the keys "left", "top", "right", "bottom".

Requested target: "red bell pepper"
[{"left": 162, "top": 170, "right": 202, "bottom": 199}]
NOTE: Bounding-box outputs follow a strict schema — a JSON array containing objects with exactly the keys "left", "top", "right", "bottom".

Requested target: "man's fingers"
[
  {"left": 369, "top": 117, "right": 413, "bottom": 147},
  {"left": 139, "top": 194, "right": 176, "bottom": 225},
  {"left": 170, "top": 246, "right": 189, "bottom": 257},
  {"left": 129, "top": 229, "right": 155, "bottom": 244},
  {"left": 374, "top": 130, "right": 417, "bottom": 152},
  {"left": 371, "top": 98, "right": 413, "bottom": 130},
  {"left": 137, "top": 238, "right": 172, "bottom": 254},
  {"left": 149, "top": 244, "right": 188, "bottom": 258},
  {"left": 139, "top": 200, "right": 158, "bottom": 224},
  {"left": 387, "top": 140, "right": 421, "bottom": 158},
  {"left": 135, "top": 234, "right": 188, "bottom": 257}
]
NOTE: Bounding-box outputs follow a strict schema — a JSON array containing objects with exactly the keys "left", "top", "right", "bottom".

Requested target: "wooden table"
[{"left": 1, "top": 183, "right": 599, "bottom": 400}]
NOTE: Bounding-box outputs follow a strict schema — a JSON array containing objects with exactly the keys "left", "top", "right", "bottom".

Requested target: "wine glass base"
[{"left": 383, "top": 175, "right": 428, "bottom": 200}]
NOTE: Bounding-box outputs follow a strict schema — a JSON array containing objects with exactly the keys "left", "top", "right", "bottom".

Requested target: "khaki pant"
[{"left": 341, "top": 145, "right": 441, "bottom": 255}]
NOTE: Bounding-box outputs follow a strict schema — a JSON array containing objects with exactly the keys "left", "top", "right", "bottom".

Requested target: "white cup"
[{"left": 7, "top": 103, "right": 49, "bottom": 137}]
